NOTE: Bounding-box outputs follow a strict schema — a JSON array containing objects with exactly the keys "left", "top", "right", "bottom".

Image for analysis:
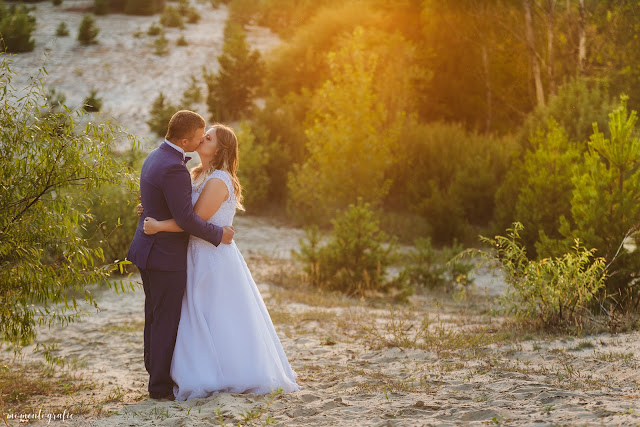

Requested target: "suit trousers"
[{"left": 140, "top": 269, "right": 187, "bottom": 398}]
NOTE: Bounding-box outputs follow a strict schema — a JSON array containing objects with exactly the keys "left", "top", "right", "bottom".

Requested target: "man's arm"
[
  {"left": 162, "top": 163, "right": 226, "bottom": 246},
  {"left": 144, "top": 178, "right": 230, "bottom": 236}
]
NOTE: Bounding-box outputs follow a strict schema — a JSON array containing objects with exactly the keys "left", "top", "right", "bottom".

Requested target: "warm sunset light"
[{"left": 2, "top": 0, "right": 640, "bottom": 424}]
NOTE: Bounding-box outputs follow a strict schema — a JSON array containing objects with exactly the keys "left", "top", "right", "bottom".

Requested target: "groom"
[{"left": 127, "top": 110, "right": 234, "bottom": 400}]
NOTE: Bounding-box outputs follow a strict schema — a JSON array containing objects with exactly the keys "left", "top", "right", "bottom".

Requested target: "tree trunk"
[
  {"left": 524, "top": 0, "right": 545, "bottom": 107},
  {"left": 546, "top": 0, "right": 556, "bottom": 96},
  {"left": 482, "top": 44, "right": 493, "bottom": 133},
  {"left": 578, "top": 0, "right": 586, "bottom": 74}
]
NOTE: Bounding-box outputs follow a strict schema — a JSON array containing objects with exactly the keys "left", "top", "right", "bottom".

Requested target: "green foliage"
[
  {"left": 176, "top": 34, "right": 187, "bottom": 46},
  {"left": 0, "top": 1, "right": 36, "bottom": 53},
  {"left": 520, "top": 78, "right": 615, "bottom": 148},
  {"left": 82, "top": 89, "right": 103, "bottom": 112},
  {"left": 125, "top": 0, "right": 165, "bottom": 16},
  {"left": 250, "top": 91, "right": 310, "bottom": 204},
  {"left": 563, "top": 96, "right": 640, "bottom": 300},
  {"left": 294, "top": 200, "right": 396, "bottom": 296},
  {"left": 228, "top": 0, "right": 335, "bottom": 36},
  {"left": 94, "top": 0, "right": 109, "bottom": 15},
  {"left": 478, "top": 223, "right": 606, "bottom": 330},
  {"left": 235, "top": 121, "right": 270, "bottom": 211},
  {"left": 177, "top": 0, "right": 200, "bottom": 23},
  {"left": 511, "top": 121, "right": 580, "bottom": 257},
  {"left": 0, "top": 56, "right": 138, "bottom": 351},
  {"left": 147, "top": 92, "right": 176, "bottom": 136},
  {"left": 153, "top": 33, "right": 169, "bottom": 55},
  {"left": 180, "top": 75, "right": 201, "bottom": 106},
  {"left": 288, "top": 27, "right": 400, "bottom": 225},
  {"left": 81, "top": 150, "right": 145, "bottom": 265},
  {"left": 204, "top": 22, "right": 263, "bottom": 121},
  {"left": 265, "top": 1, "right": 383, "bottom": 97},
  {"left": 55, "top": 22, "right": 69, "bottom": 37},
  {"left": 401, "top": 238, "right": 473, "bottom": 290},
  {"left": 52, "top": 0, "right": 62, "bottom": 6},
  {"left": 147, "top": 22, "right": 162, "bottom": 36},
  {"left": 388, "top": 120, "right": 514, "bottom": 244},
  {"left": 77, "top": 14, "right": 99, "bottom": 45},
  {"left": 46, "top": 88, "right": 66, "bottom": 110},
  {"left": 160, "top": 5, "right": 184, "bottom": 28}
]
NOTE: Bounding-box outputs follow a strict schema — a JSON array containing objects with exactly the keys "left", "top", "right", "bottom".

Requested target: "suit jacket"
[{"left": 127, "top": 142, "right": 223, "bottom": 271}]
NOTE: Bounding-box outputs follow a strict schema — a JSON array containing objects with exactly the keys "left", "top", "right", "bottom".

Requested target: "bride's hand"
[
  {"left": 143, "top": 217, "right": 159, "bottom": 235},
  {"left": 136, "top": 203, "right": 144, "bottom": 217}
]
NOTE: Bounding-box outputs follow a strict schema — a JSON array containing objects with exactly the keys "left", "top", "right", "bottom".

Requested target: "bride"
[{"left": 142, "top": 124, "right": 300, "bottom": 400}]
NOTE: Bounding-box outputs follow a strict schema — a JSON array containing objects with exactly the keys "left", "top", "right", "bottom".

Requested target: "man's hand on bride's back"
[{"left": 222, "top": 226, "right": 234, "bottom": 244}]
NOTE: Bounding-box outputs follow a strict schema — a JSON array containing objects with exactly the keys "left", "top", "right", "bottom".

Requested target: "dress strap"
[{"left": 208, "top": 170, "right": 234, "bottom": 202}]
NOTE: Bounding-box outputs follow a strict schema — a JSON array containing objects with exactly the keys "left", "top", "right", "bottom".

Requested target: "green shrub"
[
  {"left": 185, "top": 6, "right": 200, "bottom": 23},
  {"left": 401, "top": 238, "right": 473, "bottom": 290},
  {"left": 77, "top": 14, "right": 99, "bottom": 45},
  {"left": 153, "top": 33, "right": 169, "bottom": 55},
  {"left": 294, "top": 199, "right": 396, "bottom": 296},
  {"left": 0, "top": 56, "right": 138, "bottom": 353},
  {"left": 82, "top": 89, "right": 103, "bottom": 112},
  {"left": 125, "top": 0, "right": 165, "bottom": 16},
  {"left": 180, "top": 75, "right": 201, "bottom": 106},
  {"left": 55, "top": 21, "right": 69, "bottom": 37},
  {"left": 160, "top": 5, "right": 183, "bottom": 28},
  {"left": 235, "top": 121, "right": 270, "bottom": 211},
  {"left": 0, "top": 2, "right": 37, "bottom": 52},
  {"left": 82, "top": 150, "right": 145, "bottom": 265},
  {"left": 46, "top": 87, "right": 66, "bottom": 111},
  {"left": 176, "top": 34, "right": 187, "bottom": 46},
  {"left": 94, "top": 0, "right": 109, "bottom": 15},
  {"left": 52, "top": 0, "right": 62, "bottom": 5},
  {"left": 147, "top": 92, "right": 176, "bottom": 136},
  {"left": 147, "top": 22, "right": 162, "bottom": 36},
  {"left": 479, "top": 223, "right": 606, "bottom": 330},
  {"left": 562, "top": 96, "right": 640, "bottom": 303}
]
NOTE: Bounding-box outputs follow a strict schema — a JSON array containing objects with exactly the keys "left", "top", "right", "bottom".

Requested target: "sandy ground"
[
  {"left": 8, "top": 0, "right": 279, "bottom": 146},
  {"left": 2, "top": 215, "right": 640, "bottom": 426}
]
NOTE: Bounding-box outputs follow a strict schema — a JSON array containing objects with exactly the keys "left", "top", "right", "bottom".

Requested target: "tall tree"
[
  {"left": 205, "top": 22, "right": 263, "bottom": 122},
  {"left": 287, "top": 27, "right": 400, "bottom": 224},
  {"left": 0, "top": 57, "right": 137, "bottom": 356}
]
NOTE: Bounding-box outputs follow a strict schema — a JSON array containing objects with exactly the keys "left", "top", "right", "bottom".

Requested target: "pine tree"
[
  {"left": 0, "top": 2, "right": 36, "bottom": 52},
  {"left": 77, "top": 14, "right": 99, "bottom": 45},
  {"left": 205, "top": 22, "right": 263, "bottom": 122},
  {"left": 147, "top": 92, "right": 176, "bottom": 136}
]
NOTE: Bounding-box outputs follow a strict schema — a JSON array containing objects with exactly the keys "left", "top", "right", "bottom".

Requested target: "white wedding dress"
[{"left": 170, "top": 170, "right": 300, "bottom": 400}]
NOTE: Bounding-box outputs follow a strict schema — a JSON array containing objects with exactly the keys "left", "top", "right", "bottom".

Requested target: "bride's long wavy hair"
[{"left": 191, "top": 124, "right": 245, "bottom": 211}]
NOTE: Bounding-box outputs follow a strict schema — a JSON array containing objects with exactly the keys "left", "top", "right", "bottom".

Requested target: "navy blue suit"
[{"left": 127, "top": 141, "right": 223, "bottom": 398}]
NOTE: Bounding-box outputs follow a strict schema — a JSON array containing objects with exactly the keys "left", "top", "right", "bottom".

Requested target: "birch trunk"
[
  {"left": 578, "top": 0, "right": 586, "bottom": 74},
  {"left": 524, "top": 0, "right": 545, "bottom": 106}
]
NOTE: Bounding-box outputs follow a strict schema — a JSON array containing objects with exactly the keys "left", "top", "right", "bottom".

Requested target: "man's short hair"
[{"left": 165, "top": 110, "right": 206, "bottom": 141}]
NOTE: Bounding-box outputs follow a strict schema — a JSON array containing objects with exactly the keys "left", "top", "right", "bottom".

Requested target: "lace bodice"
[{"left": 191, "top": 169, "right": 236, "bottom": 227}]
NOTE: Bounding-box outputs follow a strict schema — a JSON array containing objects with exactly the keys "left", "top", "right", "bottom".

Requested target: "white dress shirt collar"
[{"left": 164, "top": 139, "right": 186, "bottom": 159}]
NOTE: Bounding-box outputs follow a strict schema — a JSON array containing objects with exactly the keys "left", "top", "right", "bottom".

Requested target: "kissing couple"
[{"left": 127, "top": 110, "right": 300, "bottom": 401}]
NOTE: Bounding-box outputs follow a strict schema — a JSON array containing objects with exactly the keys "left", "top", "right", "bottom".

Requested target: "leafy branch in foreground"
[{"left": 0, "top": 54, "right": 139, "bottom": 357}]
